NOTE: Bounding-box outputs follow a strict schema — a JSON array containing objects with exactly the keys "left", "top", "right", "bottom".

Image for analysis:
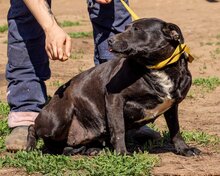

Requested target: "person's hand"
[
  {"left": 95, "top": 0, "right": 112, "bottom": 4},
  {"left": 44, "top": 23, "right": 72, "bottom": 61}
]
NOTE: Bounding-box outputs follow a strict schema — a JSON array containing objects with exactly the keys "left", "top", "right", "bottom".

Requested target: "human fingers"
[
  {"left": 64, "top": 36, "right": 72, "bottom": 59},
  {"left": 57, "top": 46, "right": 64, "bottom": 60},
  {"left": 45, "top": 42, "right": 53, "bottom": 60},
  {"left": 51, "top": 43, "right": 58, "bottom": 60},
  {"left": 96, "top": 0, "right": 112, "bottom": 4}
]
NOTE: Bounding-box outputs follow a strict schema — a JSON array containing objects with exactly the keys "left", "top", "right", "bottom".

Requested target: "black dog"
[{"left": 27, "top": 18, "right": 200, "bottom": 156}]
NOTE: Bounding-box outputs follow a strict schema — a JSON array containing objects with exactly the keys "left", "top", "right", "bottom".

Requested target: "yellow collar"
[{"left": 146, "top": 44, "right": 194, "bottom": 70}]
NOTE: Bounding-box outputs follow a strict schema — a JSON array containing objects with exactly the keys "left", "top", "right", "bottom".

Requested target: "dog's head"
[{"left": 108, "top": 18, "right": 184, "bottom": 66}]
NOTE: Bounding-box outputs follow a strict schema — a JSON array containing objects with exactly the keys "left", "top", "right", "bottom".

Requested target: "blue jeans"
[
  {"left": 87, "top": 0, "right": 131, "bottom": 65},
  {"left": 6, "top": 0, "right": 51, "bottom": 127}
]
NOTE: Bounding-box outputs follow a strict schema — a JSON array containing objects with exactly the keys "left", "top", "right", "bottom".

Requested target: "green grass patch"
[
  {"left": 144, "top": 130, "right": 220, "bottom": 151},
  {"left": 49, "top": 80, "right": 63, "bottom": 87},
  {"left": 0, "top": 118, "right": 10, "bottom": 152},
  {"left": 68, "top": 31, "right": 93, "bottom": 38},
  {"left": 70, "top": 49, "right": 85, "bottom": 60},
  {"left": 0, "top": 24, "right": 8, "bottom": 33},
  {"left": 59, "top": 21, "right": 80, "bottom": 27},
  {"left": 193, "top": 77, "right": 220, "bottom": 91},
  {"left": 181, "top": 131, "right": 220, "bottom": 146},
  {"left": 0, "top": 102, "right": 10, "bottom": 152},
  {"left": 0, "top": 150, "right": 159, "bottom": 176},
  {"left": 0, "top": 102, "right": 10, "bottom": 117}
]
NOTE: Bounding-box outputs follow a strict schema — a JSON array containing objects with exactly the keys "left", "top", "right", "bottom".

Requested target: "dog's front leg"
[
  {"left": 164, "top": 104, "right": 201, "bottom": 156},
  {"left": 26, "top": 125, "right": 37, "bottom": 151},
  {"left": 105, "top": 94, "right": 128, "bottom": 155}
]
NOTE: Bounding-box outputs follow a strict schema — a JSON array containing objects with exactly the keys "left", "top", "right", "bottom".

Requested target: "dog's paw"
[
  {"left": 178, "top": 147, "right": 201, "bottom": 156},
  {"left": 26, "top": 140, "right": 36, "bottom": 151},
  {"left": 115, "top": 149, "right": 131, "bottom": 155},
  {"left": 85, "top": 148, "right": 102, "bottom": 156}
]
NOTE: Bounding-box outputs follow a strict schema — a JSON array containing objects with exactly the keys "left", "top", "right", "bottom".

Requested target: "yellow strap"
[
  {"left": 120, "top": 0, "right": 140, "bottom": 20},
  {"left": 119, "top": 1, "right": 194, "bottom": 69},
  {"left": 147, "top": 44, "right": 194, "bottom": 70}
]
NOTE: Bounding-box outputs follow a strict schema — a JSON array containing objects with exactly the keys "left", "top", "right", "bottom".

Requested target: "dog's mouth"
[{"left": 108, "top": 38, "right": 129, "bottom": 54}]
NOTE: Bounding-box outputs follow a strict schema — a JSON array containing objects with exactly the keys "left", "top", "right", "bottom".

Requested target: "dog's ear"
[{"left": 162, "top": 23, "right": 184, "bottom": 43}]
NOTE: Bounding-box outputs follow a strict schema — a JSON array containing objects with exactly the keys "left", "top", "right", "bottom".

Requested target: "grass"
[
  {"left": 0, "top": 24, "right": 8, "bottom": 33},
  {"left": 200, "top": 33, "right": 220, "bottom": 60},
  {"left": 181, "top": 131, "right": 220, "bottom": 146},
  {"left": 192, "top": 76, "right": 220, "bottom": 91},
  {"left": 70, "top": 49, "right": 85, "bottom": 60},
  {"left": 59, "top": 21, "right": 80, "bottom": 27},
  {"left": 0, "top": 150, "right": 159, "bottom": 176},
  {"left": 0, "top": 102, "right": 10, "bottom": 152},
  {"left": 68, "top": 31, "right": 93, "bottom": 39},
  {"left": 49, "top": 80, "right": 63, "bottom": 87},
  {"left": 0, "top": 102, "right": 10, "bottom": 117}
]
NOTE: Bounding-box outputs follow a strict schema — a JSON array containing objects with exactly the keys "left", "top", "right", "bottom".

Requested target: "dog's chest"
[{"left": 137, "top": 71, "right": 175, "bottom": 123}]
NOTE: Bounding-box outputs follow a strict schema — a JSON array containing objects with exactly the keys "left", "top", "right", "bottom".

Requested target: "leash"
[
  {"left": 120, "top": 0, "right": 139, "bottom": 20},
  {"left": 147, "top": 44, "right": 194, "bottom": 70}
]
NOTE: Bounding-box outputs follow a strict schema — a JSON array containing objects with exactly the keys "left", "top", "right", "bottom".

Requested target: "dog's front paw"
[
  {"left": 115, "top": 148, "right": 131, "bottom": 155},
  {"left": 176, "top": 146, "right": 201, "bottom": 156},
  {"left": 26, "top": 137, "right": 36, "bottom": 151},
  {"left": 26, "top": 125, "right": 37, "bottom": 151}
]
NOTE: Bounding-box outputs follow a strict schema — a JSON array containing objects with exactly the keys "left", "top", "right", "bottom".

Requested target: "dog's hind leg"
[{"left": 164, "top": 104, "right": 201, "bottom": 156}]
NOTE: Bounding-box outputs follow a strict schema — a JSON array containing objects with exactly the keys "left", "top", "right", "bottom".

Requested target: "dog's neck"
[{"left": 146, "top": 44, "right": 194, "bottom": 70}]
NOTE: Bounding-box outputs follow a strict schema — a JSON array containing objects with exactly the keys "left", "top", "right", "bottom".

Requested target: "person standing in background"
[{"left": 87, "top": 0, "right": 132, "bottom": 65}]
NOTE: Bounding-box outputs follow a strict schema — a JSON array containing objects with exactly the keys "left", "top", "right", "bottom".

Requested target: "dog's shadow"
[
  {"left": 126, "top": 135, "right": 178, "bottom": 155},
  {"left": 206, "top": 0, "right": 219, "bottom": 2}
]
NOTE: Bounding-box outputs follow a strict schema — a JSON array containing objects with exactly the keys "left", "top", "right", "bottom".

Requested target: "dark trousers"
[{"left": 87, "top": 0, "right": 131, "bottom": 65}]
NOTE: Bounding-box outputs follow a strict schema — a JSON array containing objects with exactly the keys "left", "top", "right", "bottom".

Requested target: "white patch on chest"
[
  {"left": 151, "top": 71, "right": 174, "bottom": 99},
  {"left": 134, "top": 70, "right": 176, "bottom": 124}
]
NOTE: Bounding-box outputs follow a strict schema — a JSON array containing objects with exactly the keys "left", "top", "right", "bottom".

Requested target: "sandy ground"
[{"left": 0, "top": 0, "right": 220, "bottom": 175}]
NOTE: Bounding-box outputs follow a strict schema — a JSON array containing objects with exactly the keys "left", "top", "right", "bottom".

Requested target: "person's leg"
[
  {"left": 87, "top": 0, "right": 132, "bottom": 65},
  {"left": 5, "top": 0, "right": 51, "bottom": 151}
]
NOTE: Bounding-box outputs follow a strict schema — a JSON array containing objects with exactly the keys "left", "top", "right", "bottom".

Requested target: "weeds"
[
  {"left": 0, "top": 24, "right": 8, "bottom": 33},
  {"left": 70, "top": 49, "right": 85, "bottom": 60},
  {"left": 181, "top": 131, "right": 220, "bottom": 145},
  {"left": 49, "top": 80, "right": 63, "bottom": 87},
  {"left": 193, "top": 76, "right": 220, "bottom": 91},
  {"left": 59, "top": 20, "right": 80, "bottom": 27},
  {"left": 0, "top": 150, "right": 159, "bottom": 176},
  {"left": 0, "top": 102, "right": 10, "bottom": 117},
  {"left": 68, "top": 32, "right": 93, "bottom": 38}
]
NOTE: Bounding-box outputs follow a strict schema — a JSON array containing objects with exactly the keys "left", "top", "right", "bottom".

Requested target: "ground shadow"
[{"left": 206, "top": 0, "right": 219, "bottom": 2}]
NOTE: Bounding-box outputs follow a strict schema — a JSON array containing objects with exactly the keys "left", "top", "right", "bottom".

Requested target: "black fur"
[{"left": 27, "top": 18, "right": 200, "bottom": 156}]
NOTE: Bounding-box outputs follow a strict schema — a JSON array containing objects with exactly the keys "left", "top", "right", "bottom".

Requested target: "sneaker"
[{"left": 5, "top": 126, "right": 29, "bottom": 152}]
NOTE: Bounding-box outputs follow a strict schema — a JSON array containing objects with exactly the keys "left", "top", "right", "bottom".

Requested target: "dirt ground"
[{"left": 0, "top": 0, "right": 220, "bottom": 175}]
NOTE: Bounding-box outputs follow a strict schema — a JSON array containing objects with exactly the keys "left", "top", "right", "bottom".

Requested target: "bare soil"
[{"left": 0, "top": 0, "right": 220, "bottom": 175}]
